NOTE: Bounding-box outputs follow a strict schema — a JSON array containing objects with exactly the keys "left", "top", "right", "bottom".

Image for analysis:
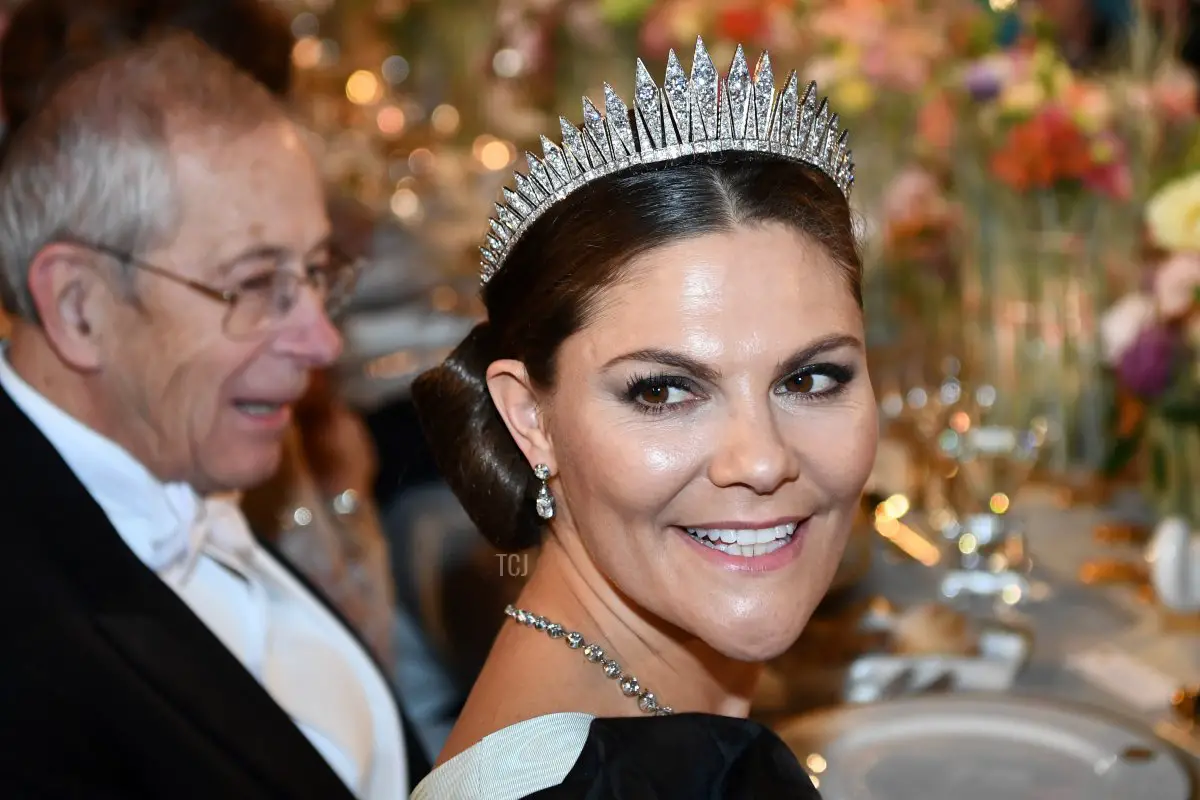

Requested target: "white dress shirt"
[{"left": 0, "top": 348, "right": 407, "bottom": 798}]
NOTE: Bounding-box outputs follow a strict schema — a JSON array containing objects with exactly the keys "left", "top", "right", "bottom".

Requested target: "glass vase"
[{"left": 963, "top": 192, "right": 1119, "bottom": 484}]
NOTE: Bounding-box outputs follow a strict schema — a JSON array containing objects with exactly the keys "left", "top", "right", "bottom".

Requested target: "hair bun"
[{"left": 411, "top": 321, "right": 544, "bottom": 551}]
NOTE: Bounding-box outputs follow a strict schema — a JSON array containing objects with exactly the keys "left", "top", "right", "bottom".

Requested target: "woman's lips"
[{"left": 676, "top": 518, "right": 810, "bottom": 572}]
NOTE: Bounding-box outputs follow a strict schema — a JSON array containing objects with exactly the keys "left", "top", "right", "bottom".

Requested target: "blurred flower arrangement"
[
  {"left": 1101, "top": 171, "right": 1200, "bottom": 523},
  {"left": 947, "top": 43, "right": 1134, "bottom": 211}
]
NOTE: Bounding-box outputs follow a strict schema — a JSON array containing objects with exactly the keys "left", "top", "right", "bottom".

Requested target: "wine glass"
[{"left": 933, "top": 384, "right": 1050, "bottom": 606}]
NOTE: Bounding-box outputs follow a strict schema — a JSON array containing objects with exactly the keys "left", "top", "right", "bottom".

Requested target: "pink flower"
[
  {"left": 1152, "top": 64, "right": 1199, "bottom": 122},
  {"left": 1084, "top": 132, "right": 1133, "bottom": 201},
  {"left": 809, "top": 6, "right": 884, "bottom": 45},
  {"left": 883, "top": 166, "right": 943, "bottom": 223},
  {"left": 1154, "top": 251, "right": 1200, "bottom": 319}
]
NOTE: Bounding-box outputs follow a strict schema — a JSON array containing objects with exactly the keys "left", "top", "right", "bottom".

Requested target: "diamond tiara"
[{"left": 479, "top": 36, "right": 855, "bottom": 285}]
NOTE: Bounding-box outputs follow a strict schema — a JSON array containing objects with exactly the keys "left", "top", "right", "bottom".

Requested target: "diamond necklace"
[{"left": 504, "top": 604, "right": 674, "bottom": 716}]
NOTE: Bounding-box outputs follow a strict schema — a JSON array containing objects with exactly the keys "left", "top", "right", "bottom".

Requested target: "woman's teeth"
[{"left": 683, "top": 522, "right": 797, "bottom": 557}]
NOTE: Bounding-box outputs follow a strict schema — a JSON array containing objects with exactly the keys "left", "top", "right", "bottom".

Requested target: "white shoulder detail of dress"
[{"left": 410, "top": 712, "right": 595, "bottom": 800}]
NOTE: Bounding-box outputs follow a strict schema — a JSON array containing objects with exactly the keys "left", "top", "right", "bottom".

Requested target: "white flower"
[
  {"left": 1099, "top": 292, "right": 1156, "bottom": 365},
  {"left": 1154, "top": 251, "right": 1200, "bottom": 320}
]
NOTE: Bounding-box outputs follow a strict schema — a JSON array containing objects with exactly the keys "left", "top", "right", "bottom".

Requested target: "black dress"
[
  {"left": 412, "top": 711, "right": 820, "bottom": 799},
  {"left": 530, "top": 713, "right": 821, "bottom": 799}
]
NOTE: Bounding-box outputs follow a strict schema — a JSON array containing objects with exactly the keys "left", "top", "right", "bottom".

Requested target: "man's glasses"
[{"left": 66, "top": 239, "right": 361, "bottom": 336}]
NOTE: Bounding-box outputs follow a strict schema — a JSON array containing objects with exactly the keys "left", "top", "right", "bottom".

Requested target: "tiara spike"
[
  {"left": 525, "top": 153, "right": 556, "bottom": 195},
  {"left": 795, "top": 81, "right": 818, "bottom": 148},
  {"left": 806, "top": 99, "right": 830, "bottom": 157},
  {"left": 495, "top": 202, "right": 522, "bottom": 234},
  {"left": 502, "top": 187, "right": 531, "bottom": 217},
  {"left": 722, "top": 45, "right": 751, "bottom": 140},
  {"left": 821, "top": 114, "right": 840, "bottom": 166},
  {"left": 662, "top": 49, "right": 688, "bottom": 146},
  {"left": 751, "top": 52, "right": 774, "bottom": 139},
  {"left": 539, "top": 136, "right": 571, "bottom": 186},
  {"left": 772, "top": 70, "right": 799, "bottom": 145},
  {"left": 581, "top": 96, "right": 612, "bottom": 167},
  {"left": 489, "top": 218, "right": 510, "bottom": 243},
  {"left": 535, "top": 150, "right": 567, "bottom": 190},
  {"left": 557, "top": 117, "right": 589, "bottom": 177},
  {"left": 479, "top": 38, "right": 855, "bottom": 284},
  {"left": 634, "top": 59, "right": 664, "bottom": 150},
  {"left": 689, "top": 37, "right": 718, "bottom": 141},
  {"left": 604, "top": 83, "right": 636, "bottom": 158},
  {"left": 514, "top": 171, "right": 546, "bottom": 204},
  {"left": 835, "top": 129, "right": 852, "bottom": 185}
]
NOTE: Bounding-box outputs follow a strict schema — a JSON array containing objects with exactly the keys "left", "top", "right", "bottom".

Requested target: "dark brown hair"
[
  {"left": 411, "top": 154, "right": 861, "bottom": 551},
  {"left": 0, "top": 0, "right": 293, "bottom": 134}
]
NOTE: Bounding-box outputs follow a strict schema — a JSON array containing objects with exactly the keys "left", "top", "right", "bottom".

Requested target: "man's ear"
[
  {"left": 486, "top": 358, "right": 554, "bottom": 472},
  {"left": 25, "top": 243, "right": 110, "bottom": 370}
]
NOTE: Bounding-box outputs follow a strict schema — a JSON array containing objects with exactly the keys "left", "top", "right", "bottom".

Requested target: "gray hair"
[{"left": 0, "top": 32, "right": 288, "bottom": 320}]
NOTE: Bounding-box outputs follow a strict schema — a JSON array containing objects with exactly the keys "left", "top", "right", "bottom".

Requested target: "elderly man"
[{"left": 0, "top": 33, "right": 418, "bottom": 799}]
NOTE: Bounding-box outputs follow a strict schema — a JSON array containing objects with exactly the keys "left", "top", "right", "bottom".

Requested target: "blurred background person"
[
  {"left": 0, "top": 0, "right": 454, "bottom": 775},
  {"left": 0, "top": 31, "right": 421, "bottom": 796},
  {"left": 0, "top": 0, "right": 494, "bottom": 761}
]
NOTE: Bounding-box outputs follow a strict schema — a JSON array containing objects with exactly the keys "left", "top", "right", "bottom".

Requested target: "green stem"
[
  {"left": 1183, "top": 424, "right": 1200, "bottom": 526},
  {"left": 1155, "top": 417, "right": 1200, "bottom": 526}
]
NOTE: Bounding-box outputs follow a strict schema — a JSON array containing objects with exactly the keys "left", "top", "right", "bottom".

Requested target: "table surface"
[{"left": 758, "top": 487, "right": 1200, "bottom": 766}]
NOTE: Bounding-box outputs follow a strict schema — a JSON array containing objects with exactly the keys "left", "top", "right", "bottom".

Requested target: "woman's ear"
[{"left": 486, "top": 359, "right": 554, "bottom": 472}]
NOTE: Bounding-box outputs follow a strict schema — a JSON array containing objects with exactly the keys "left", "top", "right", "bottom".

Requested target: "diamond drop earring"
[{"left": 533, "top": 464, "right": 555, "bottom": 520}]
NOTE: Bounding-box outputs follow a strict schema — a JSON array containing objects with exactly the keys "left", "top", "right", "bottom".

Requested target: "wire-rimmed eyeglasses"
[{"left": 64, "top": 238, "right": 361, "bottom": 336}]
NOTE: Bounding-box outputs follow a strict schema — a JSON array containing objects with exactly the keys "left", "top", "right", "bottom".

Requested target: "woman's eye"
[
  {"left": 781, "top": 372, "right": 837, "bottom": 394},
  {"left": 636, "top": 384, "right": 690, "bottom": 406}
]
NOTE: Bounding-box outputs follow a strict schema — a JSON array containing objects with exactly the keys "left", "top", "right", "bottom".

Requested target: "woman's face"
[{"left": 543, "top": 222, "right": 877, "bottom": 661}]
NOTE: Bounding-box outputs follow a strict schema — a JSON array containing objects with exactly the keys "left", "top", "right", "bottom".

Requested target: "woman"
[{"left": 410, "top": 38, "right": 876, "bottom": 798}]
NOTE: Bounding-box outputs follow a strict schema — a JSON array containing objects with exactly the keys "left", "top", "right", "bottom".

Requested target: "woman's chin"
[{"left": 687, "top": 613, "right": 813, "bottom": 664}]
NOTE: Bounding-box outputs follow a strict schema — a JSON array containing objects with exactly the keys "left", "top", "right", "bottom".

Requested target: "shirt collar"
[{"left": 0, "top": 344, "right": 200, "bottom": 571}]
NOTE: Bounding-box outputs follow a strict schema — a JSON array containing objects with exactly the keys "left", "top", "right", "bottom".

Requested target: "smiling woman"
[{"left": 410, "top": 39, "right": 874, "bottom": 799}]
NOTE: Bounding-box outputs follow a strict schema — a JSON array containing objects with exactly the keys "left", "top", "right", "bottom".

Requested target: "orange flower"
[
  {"left": 917, "top": 90, "right": 956, "bottom": 151},
  {"left": 716, "top": 5, "right": 769, "bottom": 41},
  {"left": 989, "top": 107, "right": 1101, "bottom": 192}
]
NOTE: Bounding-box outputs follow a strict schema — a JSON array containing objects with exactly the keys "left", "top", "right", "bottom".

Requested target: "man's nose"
[{"left": 274, "top": 290, "right": 343, "bottom": 367}]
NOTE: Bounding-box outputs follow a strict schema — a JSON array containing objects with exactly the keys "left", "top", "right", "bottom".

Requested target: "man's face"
[{"left": 95, "top": 119, "right": 341, "bottom": 492}]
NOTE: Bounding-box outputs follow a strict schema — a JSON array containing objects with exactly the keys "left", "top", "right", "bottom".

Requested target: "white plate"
[
  {"left": 776, "top": 694, "right": 1193, "bottom": 800},
  {"left": 844, "top": 629, "right": 1030, "bottom": 702}
]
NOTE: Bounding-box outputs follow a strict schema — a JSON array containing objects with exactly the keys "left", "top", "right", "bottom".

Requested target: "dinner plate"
[{"left": 776, "top": 694, "right": 1193, "bottom": 800}]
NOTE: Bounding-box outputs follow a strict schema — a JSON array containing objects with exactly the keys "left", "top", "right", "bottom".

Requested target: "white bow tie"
[
  {"left": 187, "top": 495, "right": 257, "bottom": 574},
  {"left": 148, "top": 487, "right": 256, "bottom": 580}
]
